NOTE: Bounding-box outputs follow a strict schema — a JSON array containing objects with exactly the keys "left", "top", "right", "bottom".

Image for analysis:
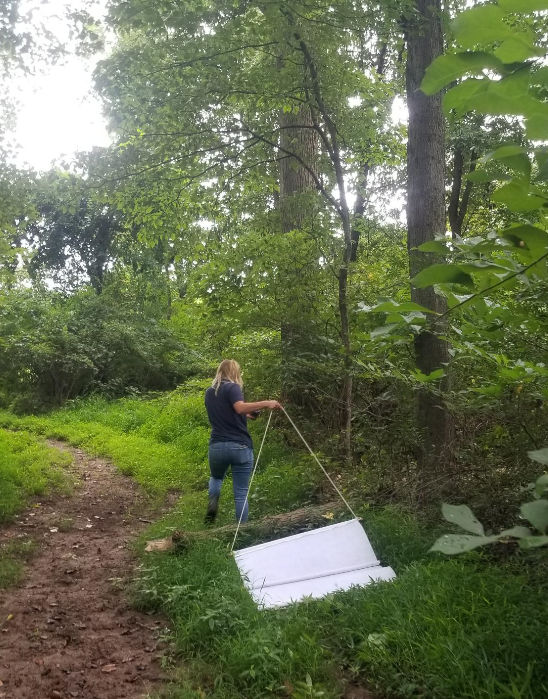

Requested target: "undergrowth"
[
  {"left": 0, "top": 381, "right": 313, "bottom": 506},
  {"left": 1, "top": 386, "right": 546, "bottom": 697}
]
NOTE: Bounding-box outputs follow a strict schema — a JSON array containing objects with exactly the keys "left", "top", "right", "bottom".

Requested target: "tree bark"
[
  {"left": 351, "top": 163, "right": 370, "bottom": 262},
  {"left": 405, "top": 0, "right": 454, "bottom": 496},
  {"left": 278, "top": 104, "right": 317, "bottom": 404}
]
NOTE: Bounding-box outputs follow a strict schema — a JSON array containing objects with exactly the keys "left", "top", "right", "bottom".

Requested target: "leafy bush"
[{"left": 0, "top": 287, "right": 198, "bottom": 411}]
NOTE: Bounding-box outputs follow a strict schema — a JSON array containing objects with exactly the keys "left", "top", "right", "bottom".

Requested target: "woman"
[{"left": 204, "top": 359, "right": 282, "bottom": 524}]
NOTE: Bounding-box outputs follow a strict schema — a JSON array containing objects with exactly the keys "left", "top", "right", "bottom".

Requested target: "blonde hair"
[{"left": 212, "top": 359, "right": 243, "bottom": 394}]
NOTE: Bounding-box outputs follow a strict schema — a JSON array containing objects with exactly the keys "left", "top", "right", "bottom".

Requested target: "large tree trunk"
[
  {"left": 278, "top": 104, "right": 317, "bottom": 404},
  {"left": 406, "top": 0, "right": 454, "bottom": 497}
]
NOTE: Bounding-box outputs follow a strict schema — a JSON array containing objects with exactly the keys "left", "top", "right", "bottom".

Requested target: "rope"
[
  {"left": 230, "top": 406, "right": 358, "bottom": 552},
  {"left": 229, "top": 410, "right": 273, "bottom": 553},
  {"left": 281, "top": 406, "right": 358, "bottom": 521}
]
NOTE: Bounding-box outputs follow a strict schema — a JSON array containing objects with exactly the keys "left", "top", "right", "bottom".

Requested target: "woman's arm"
[{"left": 233, "top": 399, "right": 282, "bottom": 414}]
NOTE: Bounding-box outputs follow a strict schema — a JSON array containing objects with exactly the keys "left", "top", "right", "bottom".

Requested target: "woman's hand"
[{"left": 264, "top": 400, "right": 282, "bottom": 410}]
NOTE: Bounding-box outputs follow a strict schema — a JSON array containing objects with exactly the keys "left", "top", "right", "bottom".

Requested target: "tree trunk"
[
  {"left": 448, "top": 146, "right": 476, "bottom": 239},
  {"left": 338, "top": 264, "right": 353, "bottom": 464},
  {"left": 351, "top": 163, "right": 370, "bottom": 262},
  {"left": 351, "top": 41, "right": 386, "bottom": 262},
  {"left": 278, "top": 13, "right": 354, "bottom": 463},
  {"left": 278, "top": 104, "right": 317, "bottom": 403},
  {"left": 288, "top": 26, "right": 355, "bottom": 465},
  {"left": 405, "top": 0, "right": 454, "bottom": 497}
]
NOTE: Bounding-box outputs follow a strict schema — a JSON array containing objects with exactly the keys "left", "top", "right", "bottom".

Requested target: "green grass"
[
  {"left": 0, "top": 428, "right": 72, "bottom": 523},
  {"left": 2, "top": 387, "right": 546, "bottom": 697},
  {"left": 0, "top": 428, "right": 71, "bottom": 588},
  {"left": 0, "top": 382, "right": 313, "bottom": 506},
  {"left": 134, "top": 510, "right": 547, "bottom": 699}
]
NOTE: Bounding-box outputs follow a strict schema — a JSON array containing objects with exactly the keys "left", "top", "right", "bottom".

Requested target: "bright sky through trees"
[
  {"left": 14, "top": 59, "right": 110, "bottom": 171},
  {"left": 11, "top": 0, "right": 110, "bottom": 171}
]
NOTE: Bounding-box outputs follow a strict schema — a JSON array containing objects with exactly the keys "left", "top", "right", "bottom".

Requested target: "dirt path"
[{"left": 0, "top": 441, "right": 172, "bottom": 699}]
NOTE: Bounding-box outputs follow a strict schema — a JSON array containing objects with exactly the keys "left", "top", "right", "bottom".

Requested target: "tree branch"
[{"left": 140, "top": 41, "right": 279, "bottom": 77}]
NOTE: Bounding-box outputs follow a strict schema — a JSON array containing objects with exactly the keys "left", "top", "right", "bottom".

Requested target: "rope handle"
[{"left": 229, "top": 407, "right": 358, "bottom": 552}]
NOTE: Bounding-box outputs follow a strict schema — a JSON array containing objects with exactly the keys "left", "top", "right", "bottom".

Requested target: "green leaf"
[
  {"left": 520, "top": 499, "right": 548, "bottom": 533},
  {"left": 387, "top": 311, "right": 427, "bottom": 325},
  {"left": 531, "top": 66, "right": 548, "bottom": 87},
  {"left": 417, "top": 240, "right": 449, "bottom": 254},
  {"left": 486, "top": 145, "right": 527, "bottom": 160},
  {"left": 466, "top": 71, "right": 532, "bottom": 116},
  {"left": 441, "top": 503, "right": 485, "bottom": 535},
  {"left": 525, "top": 104, "right": 548, "bottom": 140},
  {"left": 412, "top": 264, "right": 474, "bottom": 289},
  {"left": 494, "top": 35, "right": 544, "bottom": 63},
  {"left": 491, "top": 181, "right": 546, "bottom": 212},
  {"left": 518, "top": 535, "right": 548, "bottom": 549},
  {"left": 453, "top": 5, "right": 510, "bottom": 48},
  {"left": 500, "top": 225, "right": 548, "bottom": 256},
  {"left": 497, "top": 526, "right": 532, "bottom": 539},
  {"left": 412, "top": 368, "right": 445, "bottom": 383},
  {"left": 447, "top": 292, "right": 473, "bottom": 308},
  {"left": 484, "top": 145, "right": 531, "bottom": 177},
  {"left": 421, "top": 53, "right": 505, "bottom": 95},
  {"left": 534, "top": 473, "right": 548, "bottom": 496},
  {"left": 429, "top": 534, "right": 496, "bottom": 554},
  {"left": 466, "top": 169, "right": 498, "bottom": 184},
  {"left": 536, "top": 147, "right": 548, "bottom": 181},
  {"left": 370, "top": 324, "right": 400, "bottom": 339},
  {"left": 459, "top": 261, "right": 512, "bottom": 279},
  {"left": 499, "top": 0, "right": 548, "bottom": 10},
  {"left": 443, "top": 79, "right": 489, "bottom": 117},
  {"left": 528, "top": 448, "right": 548, "bottom": 466}
]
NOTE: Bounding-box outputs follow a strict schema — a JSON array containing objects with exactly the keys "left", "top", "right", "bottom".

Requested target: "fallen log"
[{"left": 145, "top": 501, "right": 355, "bottom": 553}]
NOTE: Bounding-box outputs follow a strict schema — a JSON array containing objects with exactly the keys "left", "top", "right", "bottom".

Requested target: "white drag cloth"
[{"left": 234, "top": 518, "right": 396, "bottom": 609}]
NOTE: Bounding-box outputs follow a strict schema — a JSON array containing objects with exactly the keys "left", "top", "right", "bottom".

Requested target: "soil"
[{"left": 0, "top": 441, "right": 174, "bottom": 699}]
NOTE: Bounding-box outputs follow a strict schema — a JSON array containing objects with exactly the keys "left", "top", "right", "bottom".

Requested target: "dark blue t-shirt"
[{"left": 205, "top": 381, "right": 252, "bottom": 448}]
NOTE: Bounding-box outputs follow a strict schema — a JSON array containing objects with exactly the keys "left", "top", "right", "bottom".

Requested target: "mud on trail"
[{"left": 0, "top": 441, "right": 172, "bottom": 699}]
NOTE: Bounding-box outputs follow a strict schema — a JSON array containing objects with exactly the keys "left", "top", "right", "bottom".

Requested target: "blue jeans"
[{"left": 208, "top": 441, "right": 254, "bottom": 522}]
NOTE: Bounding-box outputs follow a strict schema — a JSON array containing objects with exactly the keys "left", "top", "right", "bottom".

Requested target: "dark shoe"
[{"left": 204, "top": 496, "right": 219, "bottom": 524}]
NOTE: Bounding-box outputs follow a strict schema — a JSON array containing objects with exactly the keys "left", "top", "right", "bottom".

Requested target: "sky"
[{"left": 11, "top": 0, "right": 111, "bottom": 171}]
